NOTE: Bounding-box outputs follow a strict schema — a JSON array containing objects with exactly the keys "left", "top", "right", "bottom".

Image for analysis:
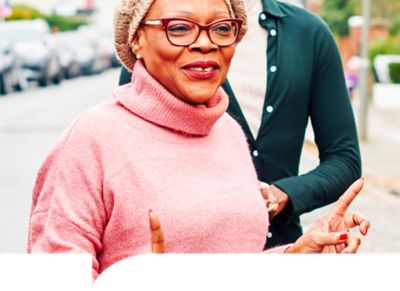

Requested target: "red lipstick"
[{"left": 182, "top": 60, "right": 220, "bottom": 80}]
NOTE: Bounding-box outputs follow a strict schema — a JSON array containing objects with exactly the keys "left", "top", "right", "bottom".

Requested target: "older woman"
[{"left": 27, "top": 0, "right": 369, "bottom": 279}]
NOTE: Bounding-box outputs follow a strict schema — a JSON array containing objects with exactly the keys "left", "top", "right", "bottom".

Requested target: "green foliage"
[
  {"left": 388, "top": 63, "right": 400, "bottom": 83},
  {"left": 5, "top": 4, "right": 87, "bottom": 32},
  {"left": 390, "top": 15, "right": 400, "bottom": 35},
  {"left": 5, "top": 4, "right": 44, "bottom": 20},
  {"left": 321, "top": 0, "right": 357, "bottom": 37},
  {"left": 44, "top": 15, "right": 87, "bottom": 32},
  {"left": 369, "top": 35, "right": 400, "bottom": 63}
]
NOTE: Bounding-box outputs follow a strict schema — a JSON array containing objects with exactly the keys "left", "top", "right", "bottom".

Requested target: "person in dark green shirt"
[{"left": 118, "top": 0, "right": 361, "bottom": 249}]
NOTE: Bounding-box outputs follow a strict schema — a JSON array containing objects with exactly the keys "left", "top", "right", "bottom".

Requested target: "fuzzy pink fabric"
[{"left": 28, "top": 62, "right": 285, "bottom": 279}]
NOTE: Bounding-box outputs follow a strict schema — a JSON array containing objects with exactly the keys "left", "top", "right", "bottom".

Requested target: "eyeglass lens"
[{"left": 166, "top": 20, "right": 239, "bottom": 46}]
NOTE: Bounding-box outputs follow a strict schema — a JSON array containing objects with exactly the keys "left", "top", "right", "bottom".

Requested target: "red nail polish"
[
  {"left": 339, "top": 233, "right": 348, "bottom": 240},
  {"left": 363, "top": 226, "right": 369, "bottom": 236}
]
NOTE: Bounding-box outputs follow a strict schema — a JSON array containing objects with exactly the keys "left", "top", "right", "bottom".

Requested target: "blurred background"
[{"left": 0, "top": 0, "right": 399, "bottom": 253}]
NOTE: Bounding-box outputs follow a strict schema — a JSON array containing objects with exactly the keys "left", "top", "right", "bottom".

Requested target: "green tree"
[
  {"left": 321, "top": 0, "right": 357, "bottom": 36},
  {"left": 373, "top": 0, "right": 400, "bottom": 35},
  {"left": 5, "top": 4, "right": 44, "bottom": 20},
  {"left": 5, "top": 4, "right": 87, "bottom": 32},
  {"left": 342, "top": 0, "right": 400, "bottom": 35}
]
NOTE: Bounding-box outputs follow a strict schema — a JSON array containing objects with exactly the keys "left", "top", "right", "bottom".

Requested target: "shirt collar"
[{"left": 261, "top": 0, "right": 287, "bottom": 18}]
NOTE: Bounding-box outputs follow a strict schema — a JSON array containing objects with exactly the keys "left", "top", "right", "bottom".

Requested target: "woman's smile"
[{"left": 181, "top": 60, "right": 220, "bottom": 80}]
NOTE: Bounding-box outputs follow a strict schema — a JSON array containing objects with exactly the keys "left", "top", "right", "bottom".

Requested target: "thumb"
[
  {"left": 315, "top": 231, "right": 349, "bottom": 248},
  {"left": 149, "top": 210, "right": 166, "bottom": 253}
]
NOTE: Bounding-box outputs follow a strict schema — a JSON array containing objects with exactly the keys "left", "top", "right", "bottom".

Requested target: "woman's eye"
[
  {"left": 167, "top": 25, "right": 192, "bottom": 34},
  {"left": 213, "top": 24, "right": 232, "bottom": 34}
]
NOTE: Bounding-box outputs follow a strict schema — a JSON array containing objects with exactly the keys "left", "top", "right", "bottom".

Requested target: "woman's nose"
[{"left": 189, "top": 30, "right": 218, "bottom": 53}]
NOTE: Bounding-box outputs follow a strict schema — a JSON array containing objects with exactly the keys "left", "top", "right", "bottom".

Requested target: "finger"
[
  {"left": 259, "top": 181, "right": 270, "bottom": 189},
  {"left": 341, "top": 235, "right": 361, "bottom": 254},
  {"left": 267, "top": 203, "right": 279, "bottom": 213},
  {"left": 314, "top": 231, "right": 350, "bottom": 248},
  {"left": 267, "top": 203, "right": 279, "bottom": 219},
  {"left": 332, "top": 179, "right": 364, "bottom": 216},
  {"left": 260, "top": 183, "right": 270, "bottom": 199},
  {"left": 266, "top": 193, "right": 277, "bottom": 204},
  {"left": 344, "top": 212, "right": 371, "bottom": 236},
  {"left": 149, "top": 210, "right": 165, "bottom": 253},
  {"left": 322, "top": 245, "right": 337, "bottom": 254}
]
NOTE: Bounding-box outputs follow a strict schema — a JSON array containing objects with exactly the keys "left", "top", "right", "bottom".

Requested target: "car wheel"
[
  {"left": 52, "top": 72, "right": 62, "bottom": 85},
  {"left": 14, "top": 75, "right": 28, "bottom": 92},
  {"left": 0, "top": 75, "right": 6, "bottom": 95},
  {"left": 0, "top": 74, "right": 11, "bottom": 96},
  {"left": 38, "top": 78, "right": 48, "bottom": 87}
]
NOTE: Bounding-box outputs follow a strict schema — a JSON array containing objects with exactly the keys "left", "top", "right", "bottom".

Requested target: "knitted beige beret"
[{"left": 114, "top": 0, "right": 248, "bottom": 71}]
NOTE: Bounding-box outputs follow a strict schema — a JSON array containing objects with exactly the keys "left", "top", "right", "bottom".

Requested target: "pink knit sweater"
[{"left": 28, "top": 62, "right": 286, "bottom": 278}]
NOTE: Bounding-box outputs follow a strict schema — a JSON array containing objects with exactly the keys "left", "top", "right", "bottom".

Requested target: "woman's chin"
[
  {"left": 178, "top": 86, "right": 219, "bottom": 105},
  {"left": 181, "top": 93, "right": 216, "bottom": 105}
]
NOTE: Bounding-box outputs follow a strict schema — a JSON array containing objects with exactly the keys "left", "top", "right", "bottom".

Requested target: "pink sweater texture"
[{"left": 28, "top": 62, "right": 286, "bottom": 278}]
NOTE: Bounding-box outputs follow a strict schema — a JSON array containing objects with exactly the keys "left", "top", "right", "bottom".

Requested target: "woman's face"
[{"left": 133, "top": 0, "right": 236, "bottom": 105}]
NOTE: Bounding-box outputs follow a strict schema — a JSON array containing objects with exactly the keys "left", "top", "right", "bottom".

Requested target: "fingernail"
[
  {"left": 148, "top": 209, "right": 153, "bottom": 217},
  {"left": 339, "top": 233, "right": 348, "bottom": 240},
  {"left": 363, "top": 226, "right": 369, "bottom": 236}
]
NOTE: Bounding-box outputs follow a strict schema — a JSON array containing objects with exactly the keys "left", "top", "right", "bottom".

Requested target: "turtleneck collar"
[{"left": 113, "top": 61, "right": 229, "bottom": 136}]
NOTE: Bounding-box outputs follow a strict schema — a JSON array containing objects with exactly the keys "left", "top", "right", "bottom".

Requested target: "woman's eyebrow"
[{"left": 163, "top": 10, "right": 230, "bottom": 16}]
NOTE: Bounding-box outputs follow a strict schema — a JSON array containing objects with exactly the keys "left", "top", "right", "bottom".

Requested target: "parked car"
[
  {"left": 0, "top": 38, "right": 26, "bottom": 95},
  {"left": 56, "top": 43, "right": 81, "bottom": 79},
  {"left": 54, "top": 31, "right": 104, "bottom": 75},
  {"left": 0, "top": 19, "right": 63, "bottom": 87},
  {"left": 78, "top": 25, "right": 120, "bottom": 68}
]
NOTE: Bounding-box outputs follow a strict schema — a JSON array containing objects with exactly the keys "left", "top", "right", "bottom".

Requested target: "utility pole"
[{"left": 358, "top": 0, "right": 372, "bottom": 141}]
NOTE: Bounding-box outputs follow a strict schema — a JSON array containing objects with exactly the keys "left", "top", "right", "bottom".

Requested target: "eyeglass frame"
[{"left": 140, "top": 17, "right": 243, "bottom": 47}]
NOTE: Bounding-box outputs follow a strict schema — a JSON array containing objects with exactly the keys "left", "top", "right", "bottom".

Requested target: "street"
[{"left": 0, "top": 69, "right": 399, "bottom": 253}]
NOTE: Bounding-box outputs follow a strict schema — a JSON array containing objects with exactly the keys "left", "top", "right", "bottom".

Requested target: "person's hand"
[
  {"left": 259, "top": 182, "right": 289, "bottom": 220},
  {"left": 285, "top": 179, "right": 370, "bottom": 254},
  {"left": 317, "top": 178, "right": 370, "bottom": 253},
  {"left": 148, "top": 210, "right": 166, "bottom": 253}
]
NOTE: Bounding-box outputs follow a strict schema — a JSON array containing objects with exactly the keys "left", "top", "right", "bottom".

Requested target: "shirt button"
[
  {"left": 260, "top": 13, "right": 267, "bottom": 21},
  {"left": 266, "top": 106, "right": 274, "bottom": 113},
  {"left": 252, "top": 150, "right": 259, "bottom": 157},
  {"left": 267, "top": 232, "right": 273, "bottom": 238},
  {"left": 270, "top": 29, "right": 277, "bottom": 36},
  {"left": 270, "top": 66, "right": 277, "bottom": 72}
]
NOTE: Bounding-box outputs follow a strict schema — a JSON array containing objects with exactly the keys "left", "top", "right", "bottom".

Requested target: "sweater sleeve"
[
  {"left": 27, "top": 116, "right": 107, "bottom": 279},
  {"left": 274, "top": 21, "right": 361, "bottom": 216},
  {"left": 264, "top": 244, "right": 292, "bottom": 254}
]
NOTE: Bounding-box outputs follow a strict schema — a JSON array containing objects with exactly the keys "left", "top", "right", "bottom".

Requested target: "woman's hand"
[
  {"left": 149, "top": 210, "right": 166, "bottom": 253},
  {"left": 259, "top": 182, "right": 288, "bottom": 220},
  {"left": 286, "top": 179, "right": 370, "bottom": 254}
]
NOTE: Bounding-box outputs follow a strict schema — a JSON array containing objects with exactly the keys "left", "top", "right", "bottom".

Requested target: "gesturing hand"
[
  {"left": 148, "top": 210, "right": 166, "bottom": 253},
  {"left": 319, "top": 178, "right": 370, "bottom": 253},
  {"left": 286, "top": 179, "right": 370, "bottom": 254}
]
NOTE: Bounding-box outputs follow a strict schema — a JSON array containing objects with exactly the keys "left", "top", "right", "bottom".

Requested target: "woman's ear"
[{"left": 131, "top": 30, "right": 143, "bottom": 57}]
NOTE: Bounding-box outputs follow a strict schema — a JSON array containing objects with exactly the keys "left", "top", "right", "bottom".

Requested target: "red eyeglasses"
[{"left": 141, "top": 17, "right": 243, "bottom": 47}]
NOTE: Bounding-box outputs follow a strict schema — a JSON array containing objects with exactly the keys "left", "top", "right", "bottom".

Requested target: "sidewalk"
[{"left": 358, "top": 104, "right": 400, "bottom": 195}]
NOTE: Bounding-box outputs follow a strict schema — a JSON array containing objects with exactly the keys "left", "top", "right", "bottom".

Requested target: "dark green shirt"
[
  {"left": 118, "top": 0, "right": 361, "bottom": 249},
  {"left": 222, "top": 0, "right": 361, "bottom": 248}
]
